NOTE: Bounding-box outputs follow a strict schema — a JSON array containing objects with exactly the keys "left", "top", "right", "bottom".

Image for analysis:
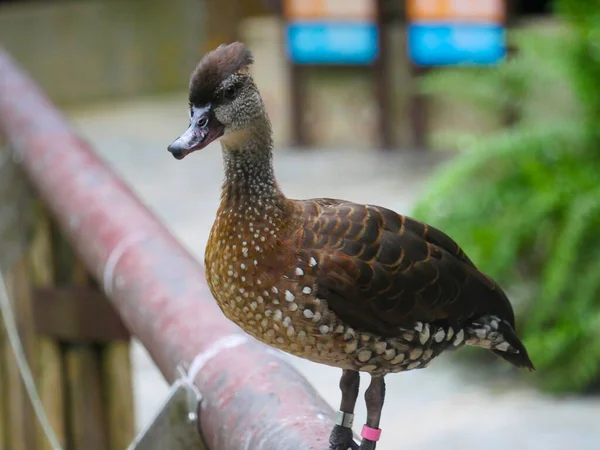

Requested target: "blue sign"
[
  {"left": 286, "top": 22, "right": 379, "bottom": 65},
  {"left": 408, "top": 23, "right": 506, "bottom": 66}
]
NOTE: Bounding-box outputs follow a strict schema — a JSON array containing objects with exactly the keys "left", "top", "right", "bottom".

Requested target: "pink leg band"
[{"left": 361, "top": 425, "right": 382, "bottom": 442}]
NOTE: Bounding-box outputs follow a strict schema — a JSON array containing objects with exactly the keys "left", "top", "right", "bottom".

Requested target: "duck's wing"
[{"left": 295, "top": 200, "right": 515, "bottom": 336}]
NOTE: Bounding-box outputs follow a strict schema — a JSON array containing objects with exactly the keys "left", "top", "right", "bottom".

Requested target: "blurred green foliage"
[{"left": 412, "top": 0, "right": 600, "bottom": 393}]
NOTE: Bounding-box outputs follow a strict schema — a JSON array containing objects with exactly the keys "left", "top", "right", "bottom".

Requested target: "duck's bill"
[{"left": 167, "top": 104, "right": 224, "bottom": 160}]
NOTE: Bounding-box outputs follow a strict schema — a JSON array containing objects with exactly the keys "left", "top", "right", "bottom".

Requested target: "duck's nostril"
[{"left": 198, "top": 117, "right": 208, "bottom": 128}]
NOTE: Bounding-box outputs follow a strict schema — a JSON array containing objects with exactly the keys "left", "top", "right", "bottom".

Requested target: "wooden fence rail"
[
  {"left": 0, "top": 47, "right": 335, "bottom": 449},
  {"left": 1, "top": 142, "right": 136, "bottom": 450}
]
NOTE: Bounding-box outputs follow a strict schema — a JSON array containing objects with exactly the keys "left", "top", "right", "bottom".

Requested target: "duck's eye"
[{"left": 224, "top": 85, "right": 237, "bottom": 100}]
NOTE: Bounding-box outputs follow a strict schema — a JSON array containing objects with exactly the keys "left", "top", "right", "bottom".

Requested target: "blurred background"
[{"left": 1, "top": 0, "right": 600, "bottom": 448}]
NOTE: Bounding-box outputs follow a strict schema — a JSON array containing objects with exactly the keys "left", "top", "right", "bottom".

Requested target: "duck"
[{"left": 167, "top": 42, "right": 535, "bottom": 450}]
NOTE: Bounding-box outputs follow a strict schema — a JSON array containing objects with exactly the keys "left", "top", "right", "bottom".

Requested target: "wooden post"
[
  {"left": 403, "top": 1, "right": 430, "bottom": 150},
  {"left": 409, "top": 65, "right": 430, "bottom": 149},
  {"left": 66, "top": 344, "right": 109, "bottom": 450},
  {"left": 29, "top": 227, "right": 134, "bottom": 450},
  {"left": 375, "top": 0, "right": 393, "bottom": 150},
  {"left": 2, "top": 257, "right": 37, "bottom": 450},
  {"left": 102, "top": 342, "right": 135, "bottom": 449},
  {"left": 53, "top": 232, "right": 109, "bottom": 450},
  {"left": 29, "top": 200, "right": 67, "bottom": 449},
  {"left": 285, "top": 0, "right": 388, "bottom": 149}
]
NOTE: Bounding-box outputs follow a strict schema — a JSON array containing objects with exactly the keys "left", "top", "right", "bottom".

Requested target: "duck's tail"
[{"left": 465, "top": 314, "right": 535, "bottom": 371}]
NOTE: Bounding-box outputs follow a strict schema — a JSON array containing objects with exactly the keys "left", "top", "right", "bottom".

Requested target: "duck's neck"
[{"left": 220, "top": 121, "right": 285, "bottom": 211}]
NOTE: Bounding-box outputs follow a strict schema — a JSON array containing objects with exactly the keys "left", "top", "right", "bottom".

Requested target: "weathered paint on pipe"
[{"left": 0, "top": 48, "right": 335, "bottom": 450}]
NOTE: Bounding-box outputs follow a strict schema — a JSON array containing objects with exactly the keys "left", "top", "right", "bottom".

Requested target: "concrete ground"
[{"left": 67, "top": 94, "right": 600, "bottom": 450}]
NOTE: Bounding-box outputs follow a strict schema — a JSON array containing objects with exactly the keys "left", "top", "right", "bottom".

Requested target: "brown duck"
[{"left": 167, "top": 42, "right": 535, "bottom": 450}]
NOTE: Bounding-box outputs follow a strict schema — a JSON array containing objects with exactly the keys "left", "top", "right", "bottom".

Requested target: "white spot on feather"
[
  {"left": 419, "top": 325, "right": 430, "bottom": 344},
  {"left": 407, "top": 361, "right": 421, "bottom": 370},
  {"left": 409, "top": 348, "right": 423, "bottom": 360},
  {"left": 357, "top": 350, "right": 372, "bottom": 362},
  {"left": 496, "top": 341, "right": 510, "bottom": 352},
  {"left": 433, "top": 329, "right": 445, "bottom": 342},
  {"left": 475, "top": 328, "right": 487, "bottom": 339},
  {"left": 454, "top": 329, "right": 464, "bottom": 346}
]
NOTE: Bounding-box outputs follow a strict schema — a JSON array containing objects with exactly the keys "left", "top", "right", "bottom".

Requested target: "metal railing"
[{"left": 0, "top": 47, "right": 335, "bottom": 449}]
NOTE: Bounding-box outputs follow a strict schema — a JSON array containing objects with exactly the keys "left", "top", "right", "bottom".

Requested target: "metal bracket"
[{"left": 126, "top": 366, "right": 207, "bottom": 450}]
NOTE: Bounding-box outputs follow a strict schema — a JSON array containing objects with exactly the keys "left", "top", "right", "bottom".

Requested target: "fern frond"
[{"left": 412, "top": 2, "right": 600, "bottom": 393}]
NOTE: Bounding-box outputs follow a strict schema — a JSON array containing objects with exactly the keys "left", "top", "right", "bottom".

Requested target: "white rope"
[
  {"left": 184, "top": 333, "right": 249, "bottom": 384},
  {"left": 0, "top": 270, "right": 64, "bottom": 450},
  {"left": 102, "top": 232, "right": 152, "bottom": 297}
]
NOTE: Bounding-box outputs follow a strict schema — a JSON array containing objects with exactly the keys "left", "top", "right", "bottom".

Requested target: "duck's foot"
[{"left": 327, "top": 424, "right": 359, "bottom": 450}]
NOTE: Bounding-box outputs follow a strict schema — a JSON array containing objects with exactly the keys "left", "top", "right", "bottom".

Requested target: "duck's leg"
[
  {"left": 358, "top": 376, "right": 385, "bottom": 450},
  {"left": 327, "top": 369, "right": 360, "bottom": 450}
]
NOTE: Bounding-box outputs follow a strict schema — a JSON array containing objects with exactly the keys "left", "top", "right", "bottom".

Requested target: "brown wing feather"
[{"left": 298, "top": 200, "right": 516, "bottom": 337}]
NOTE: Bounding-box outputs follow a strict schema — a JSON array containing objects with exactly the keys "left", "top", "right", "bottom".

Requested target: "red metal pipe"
[{"left": 0, "top": 48, "right": 335, "bottom": 450}]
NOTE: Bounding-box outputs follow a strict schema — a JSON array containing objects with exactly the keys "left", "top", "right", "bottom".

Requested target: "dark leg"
[
  {"left": 359, "top": 376, "right": 386, "bottom": 450},
  {"left": 327, "top": 369, "right": 360, "bottom": 450}
]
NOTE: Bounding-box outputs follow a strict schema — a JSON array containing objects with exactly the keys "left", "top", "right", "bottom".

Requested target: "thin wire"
[{"left": 0, "top": 270, "right": 64, "bottom": 450}]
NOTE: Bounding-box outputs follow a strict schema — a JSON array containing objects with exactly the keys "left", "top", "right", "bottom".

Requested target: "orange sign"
[
  {"left": 407, "top": 0, "right": 505, "bottom": 22},
  {"left": 284, "top": 0, "right": 376, "bottom": 21}
]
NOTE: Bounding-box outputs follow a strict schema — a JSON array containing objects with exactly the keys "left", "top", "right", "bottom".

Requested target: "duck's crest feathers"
[{"left": 189, "top": 42, "right": 253, "bottom": 105}]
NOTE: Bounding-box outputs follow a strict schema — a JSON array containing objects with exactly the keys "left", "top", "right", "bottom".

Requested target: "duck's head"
[{"left": 168, "top": 42, "right": 262, "bottom": 160}]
